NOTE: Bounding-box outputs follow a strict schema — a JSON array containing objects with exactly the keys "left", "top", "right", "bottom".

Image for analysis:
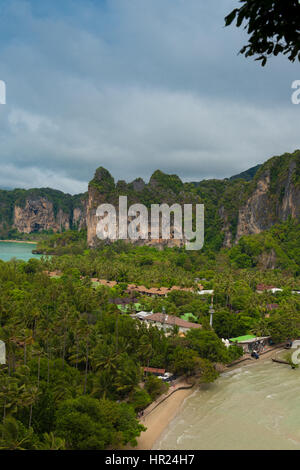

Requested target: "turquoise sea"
[{"left": 0, "top": 241, "right": 42, "bottom": 262}]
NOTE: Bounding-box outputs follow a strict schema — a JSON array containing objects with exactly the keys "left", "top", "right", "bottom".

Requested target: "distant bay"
[{"left": 0, "top": 241, "right": 42, "bottom": 261}]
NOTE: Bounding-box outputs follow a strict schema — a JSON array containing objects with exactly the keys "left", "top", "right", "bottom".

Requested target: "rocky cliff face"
[
  {"left": 87, "top": 167, "right": 199, "bottom": 248},
  {"left": 235, "top": 172, "right": 272, "bottom": 240},
  {"left": 14, "top": 198, "right": 70, "bottom": 233},
  {"left": 0, "top": 150, "right": 299, "bottom": 246},
  {"left": 0, "top": 188, "right": 87, "bottom": 237},
  {"left": 72, "top": 206, "right": 86, "bottom": 231},
  {"left": 235, "top": 152, "right": 300, "bottom": 241}
]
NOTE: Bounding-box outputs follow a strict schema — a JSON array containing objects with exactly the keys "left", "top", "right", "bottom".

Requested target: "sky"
[{"left": 0, "top": 0, "right": 299, "bottom": 194}]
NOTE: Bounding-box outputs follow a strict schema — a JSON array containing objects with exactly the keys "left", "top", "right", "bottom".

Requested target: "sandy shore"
[
  {"left": 0, "top": 239, "right": 37, "bottom": 244},
  {"left": 134, "top": 385, "right": 194, "bottom": 450},
  {"left": 133, "top": 346, "right": 285, "bottom": 450}
]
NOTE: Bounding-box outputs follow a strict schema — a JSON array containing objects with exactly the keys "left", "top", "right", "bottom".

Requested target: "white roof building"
[{"left": 198, "top": 290, "right": 214, "bottom": 295}]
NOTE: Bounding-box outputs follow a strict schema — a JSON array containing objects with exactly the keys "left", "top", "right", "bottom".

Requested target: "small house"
[
  {"left": 143, "top": 313, "right": 202, "bottom": 335},
  {"left": 143, "top": 367, "right": 165, "bottom": 377},
  {"left": 256, "top": 284, "right": 283, "bottom": 294},
  {"left": 229, "top": 335, "right": 271, "bottom": 353},
  {"left": 198, "top": 289, "right": 214, "bottom": 296}
]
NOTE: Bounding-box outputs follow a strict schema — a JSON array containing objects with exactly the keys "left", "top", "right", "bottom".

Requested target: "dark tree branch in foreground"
[{"left": 225, "top": 0, "right": 300, "bottom": 65}]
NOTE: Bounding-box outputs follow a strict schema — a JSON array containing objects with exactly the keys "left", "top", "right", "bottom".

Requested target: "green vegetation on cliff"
[
  {"left": 0, "top": 188, "right": 87, "bottom": 239},
  {"left": 229, "top": 219, "right": 300, "bottom": 274},
  {"left": 1, "top": 150, "right": 299, "bottom": 251}
]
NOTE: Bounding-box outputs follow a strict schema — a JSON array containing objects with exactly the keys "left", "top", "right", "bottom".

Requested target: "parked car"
[{"left": 157, "top": 372, "right": 173, "bottom": 382}]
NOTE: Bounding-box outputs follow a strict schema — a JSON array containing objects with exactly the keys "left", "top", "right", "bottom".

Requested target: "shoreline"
[
  {"left": 0, "top": 239, "right": 37, "bottom": 245},
  {"left": 222, "top": 345, "right": 285, "bottom": 372},
  {"left": 134, "top": 347, "right": 285, "bottom": 450},
  {"left": 133, "top": 383, "right": 195, "bottom": 450}
]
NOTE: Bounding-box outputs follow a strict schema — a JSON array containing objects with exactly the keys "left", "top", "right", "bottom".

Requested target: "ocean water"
[
  {"left": 0, "top": 242, "right": 41, "bottom": 262},
  {"left": 155, "top": 360, "right": 300, "bottom": 450}
]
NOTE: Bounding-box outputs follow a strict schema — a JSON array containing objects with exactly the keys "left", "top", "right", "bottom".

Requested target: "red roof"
[
  {"left": 257, "top": 284, "right": 276, "bottom": 291},
  {"left": 145, "top": 313, "right": 201, "bottom": 329},
  {"left": 143, "top": 367, "right": 165, "bottom": 374}
]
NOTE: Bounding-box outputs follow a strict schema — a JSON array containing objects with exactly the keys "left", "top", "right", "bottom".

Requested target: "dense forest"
[
  {"left": 1, "top": 219, "right": 300, "bottom": 449},
  {"left": 0, "top": 255, "right": 243, "bottom": 450},
  {"left": 36, "top": 219, "right": 300, "bottom": 276},
  {"left": 0, "top": 151, "right": 299, "bottom": 449}
]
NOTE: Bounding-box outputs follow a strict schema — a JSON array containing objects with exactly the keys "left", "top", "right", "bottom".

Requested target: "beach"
[
  {"left": 134, "top": 346, "right": 285, "bottom": 450},
  {"left": 155, "top": 351, "right": 298, "bottom": 450},
  {"left": 0, "top": 239, "right": 37, "bottom": 244},
  {"left": 134, "top": 383, "right": 194, "bottom": 450}
]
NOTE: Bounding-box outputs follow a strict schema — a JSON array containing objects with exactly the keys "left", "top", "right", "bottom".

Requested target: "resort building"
[
  {"left": 141, "top": 313, "right": 201, "bottom": 335},
  {"left": 198, "top": 289, "right": 214, "bottom": 295},
  {"left": 91, "top": 279, "right": 118, "bottom": 288},
  {"left": 131, "top": 311, "right": 154, "bottom": 320},
  {"left": 143, "top": 367, "right": 166, "bottom": 376},
  {"left": 44, "top": 270, "right": 62, "bottom": 278},
  {"left": 256, "top": 284, "right": 283, "bottom": 294},
  {"left": 126, "top": 284, "right": 203, "bottom": 297},
  {"left": 229, "top": 335, "right": 271, "bottom": 353}
]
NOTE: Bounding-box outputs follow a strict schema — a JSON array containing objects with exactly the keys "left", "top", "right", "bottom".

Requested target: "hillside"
[
  {"left": 0, "top": 188, "right": 87, "bottom": 238},
  {"left": 229, "top": 164, "right": 261, "bottom": 182},
  {"left": 0, "top": 150, "right": 299, "bottom": 255}
]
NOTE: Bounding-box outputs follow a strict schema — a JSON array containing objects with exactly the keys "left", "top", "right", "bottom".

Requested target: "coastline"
[
  {"left": 134, "top": 384, "right": 195, "bottom": 450},
  {"left": 134, "top": 347, "right": 285, "bottom": 450},
  {"left": 0, "top": 239, "right": 37, "bottom": 245},
  {"left": 223, "top": 344, "right": 286, "bottom": 371}
]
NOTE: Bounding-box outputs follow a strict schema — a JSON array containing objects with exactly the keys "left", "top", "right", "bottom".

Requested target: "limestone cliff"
[
  {"left": 235, "top": 151, "right": 300, "bottom": 241},
  {"left": 87, "top": 167, "right": 199, "bottom": 248},
  {"left": 0, "top": 150, "right": 299, "bottom": 248},
  {"left": 0, "top": 188, "right": 87, "bottom": 237},
  {"left": 13, "top": 198, "right": 73, "bottom": 233},
  {"left": 76, "top": 151, "right": 300, "bottom": 249}
]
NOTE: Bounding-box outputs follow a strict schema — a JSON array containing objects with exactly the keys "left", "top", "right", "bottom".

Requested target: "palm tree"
[
  {"left": 14, "top": 366, "right": 40, "bottom": 428},
  {"left": 114, "top": 364, "right": 142, "bottom": 399},
  {"left": 36, "top": 432, "right": 66, "bottom": 450},
  {"left": 0, "top": 417, "right": 35, "bottom": 450},
  {"left": 137, "top": 335, "right": 153, "bottom": 366},
  {"left": 0, "top": 373, "right": 20, "bottom": 422},
  {"left": 95, "top": 348, "right": 120, "bottom": 376}
]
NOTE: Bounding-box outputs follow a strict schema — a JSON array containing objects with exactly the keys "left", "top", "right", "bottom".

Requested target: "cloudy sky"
[{"left": 0, "top": 0, "right": 299, "bottom": 194}]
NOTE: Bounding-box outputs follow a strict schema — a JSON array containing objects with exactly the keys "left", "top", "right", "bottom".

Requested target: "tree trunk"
[
  {"left": 24, "top": 342, "right": 27, "bottom": 365},
  {"left": 47, "top": 345, "right": 50, "bottom": 384},
  {"left": 37, "top": 356, "right": 40, "bottom": 389},
  {"left": 84, "top": 343, "right": 89, "bottom": 395},
  {"left": 29, "top": 403, "right": 33, "bottom": 428}
]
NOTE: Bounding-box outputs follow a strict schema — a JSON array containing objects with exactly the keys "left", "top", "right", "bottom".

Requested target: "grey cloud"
[{"left": 0, "top": 0, "right": 299, "bottom": 193}]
